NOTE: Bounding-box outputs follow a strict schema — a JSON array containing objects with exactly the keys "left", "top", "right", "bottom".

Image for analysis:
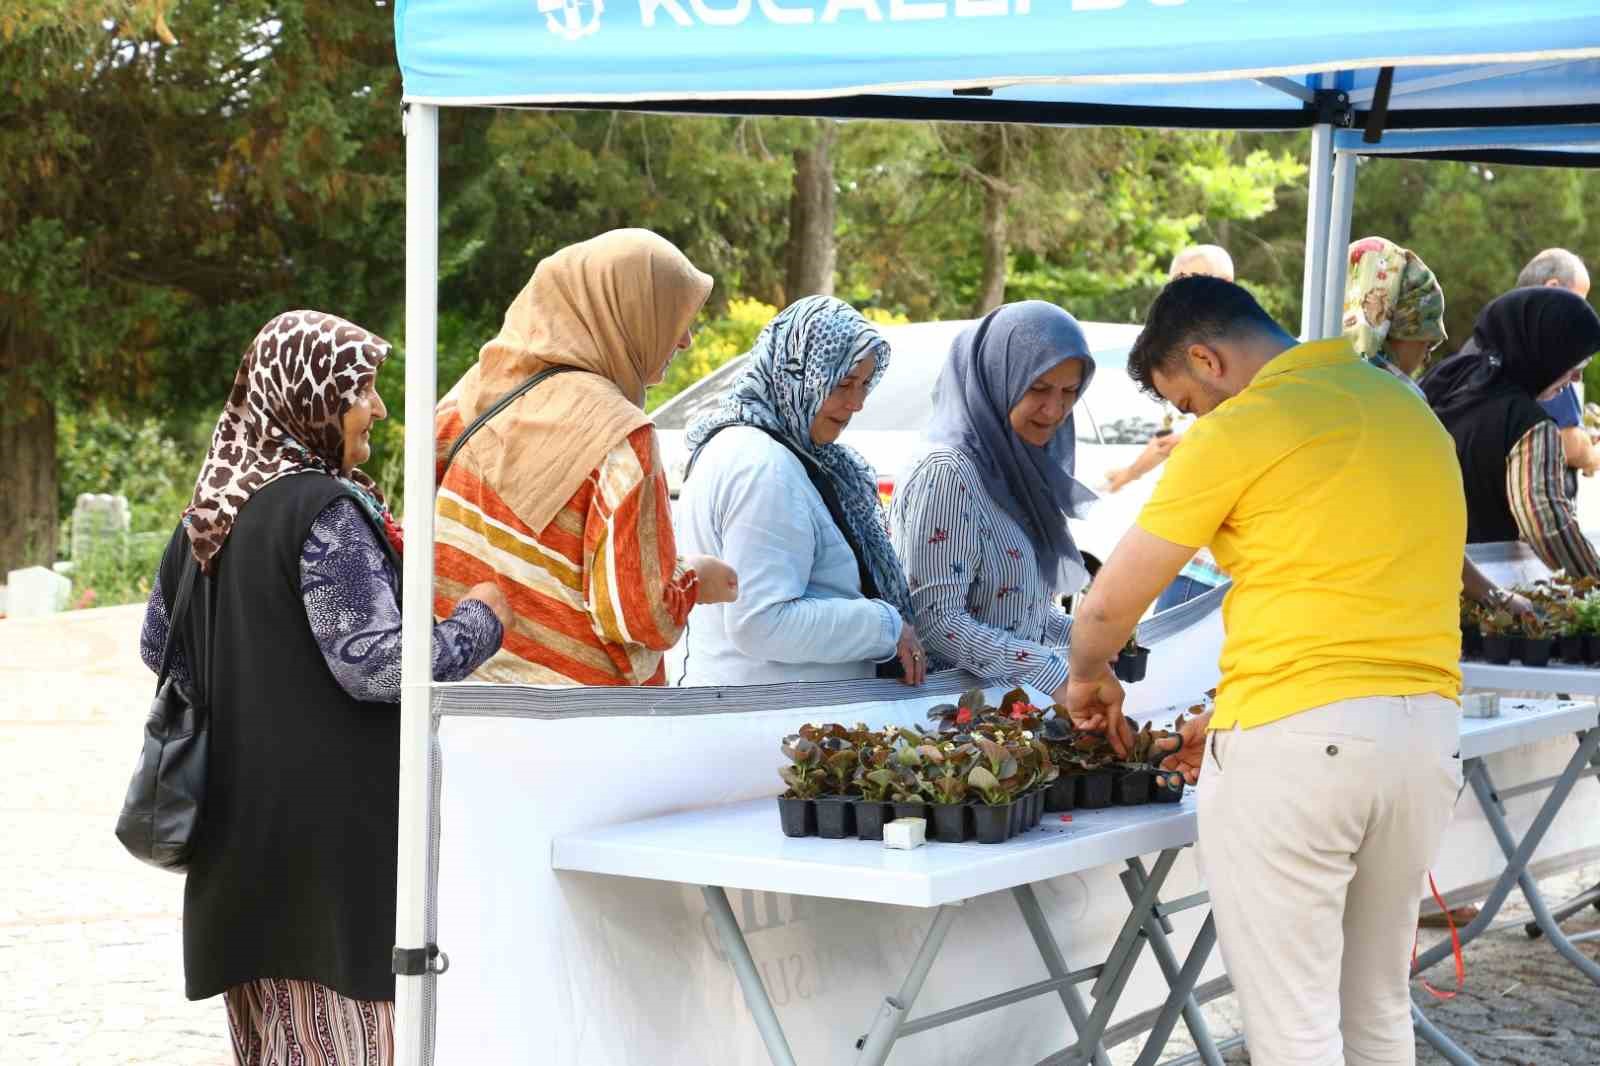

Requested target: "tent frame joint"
[{"left": 1309, "top": 88, "right": 1353, "bottom": 128}]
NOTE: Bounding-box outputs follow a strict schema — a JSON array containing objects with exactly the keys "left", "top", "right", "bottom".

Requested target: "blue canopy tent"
[{"left": 391, "top": 5, "right": 1600, "bottom": 1062}]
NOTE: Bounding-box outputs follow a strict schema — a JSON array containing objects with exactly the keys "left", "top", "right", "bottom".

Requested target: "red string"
[{"left": 1411, "top": 872, "right": 1465, "bottom": 1001}]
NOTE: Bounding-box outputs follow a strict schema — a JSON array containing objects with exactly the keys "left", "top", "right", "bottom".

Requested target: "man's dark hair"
[
  {"left": 1517, "top": 248, "right": 1586, "bottom": 290},
  {"left": 1127, "top": 275, "right": 1286, "bottom": 399}
]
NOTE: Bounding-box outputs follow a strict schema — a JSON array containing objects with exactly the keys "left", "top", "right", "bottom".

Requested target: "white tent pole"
[
  {"left": 1299, "top": 122, "right": 1334, "bottom": 339},
  {"left": 396, "top": 100, "right": 440, "bottom": 1066},
  {"left": 1320, "top": 150, "right": 1358, "bottom": 339}
]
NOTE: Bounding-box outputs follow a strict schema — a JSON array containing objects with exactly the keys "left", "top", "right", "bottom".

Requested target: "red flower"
[{"left": 955, "top": 708, "right": 973, "bottom": 725}]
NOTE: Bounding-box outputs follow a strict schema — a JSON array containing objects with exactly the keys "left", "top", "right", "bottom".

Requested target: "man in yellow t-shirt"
[{"left": 1065, "top": 275, "right": 1465, "bottom": 1066}]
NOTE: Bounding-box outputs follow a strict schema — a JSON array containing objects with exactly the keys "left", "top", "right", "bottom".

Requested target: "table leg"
[
  {"left": 1012, "top": 885, "right": 1113, "bottom": 1066},
  {"left": 1469, "top": 754, "right": 1600, "bottom": 985},
  {"left": 1034, "top": 848, "right": 1182, "bottom": 1066},
  {"left": 702, "top": 886, "right": 798, "bottom": 1066},
  {"left": 1122, "top": 860, "right": 1225, "bottom": 1066},
  {"left": 854, "top": 903, "right": 961, "bottom": 1066},
  {"left": 1413, "top": 726, "right": 1600, "bottom": 974},
  {"left": 1411, "top": 999, "right": 1478, "bottom": 1066},
  {"left": 1131, "top": 913, "right": 1218, "bottom": 1066}
]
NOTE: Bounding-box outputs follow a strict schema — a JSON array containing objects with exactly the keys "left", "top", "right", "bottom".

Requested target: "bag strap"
[
  {"left": 688, "top": 424, "right": 882, "bottom": 602},
  {"left": 438, "top": 365, "right": 582, "bottom": 486},
  {"left": 155, "top": 558, "right": 199, "bottom": 686}
]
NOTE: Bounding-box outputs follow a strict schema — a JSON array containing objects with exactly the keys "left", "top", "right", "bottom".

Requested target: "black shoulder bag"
[
  {"left": 116, "top": 556, "right": 211, "bottom": 872},
  {"left": 439, "top": 365, "right": 581, "bottom": 481}
]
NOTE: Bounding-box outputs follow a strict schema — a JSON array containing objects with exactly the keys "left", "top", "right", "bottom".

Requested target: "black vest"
[
  {"left": 1438, "top": 391, "right": 1551, "bottom": 545},
  {"left": 158, "top": 473, "right": 400, "bottom": 1002}
]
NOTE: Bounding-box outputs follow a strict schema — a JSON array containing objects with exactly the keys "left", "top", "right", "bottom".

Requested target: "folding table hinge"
[{"left": 393, "top": 943, "right": 450, "bottom": 976}]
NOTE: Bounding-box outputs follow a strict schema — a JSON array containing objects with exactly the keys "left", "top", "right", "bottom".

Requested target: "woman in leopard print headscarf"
[
  {"left": 184, "top": 310, "right": 396, "bottom": 571},
  {"left": 138, "top": 310, "right": 509, "bottom": 1066}
]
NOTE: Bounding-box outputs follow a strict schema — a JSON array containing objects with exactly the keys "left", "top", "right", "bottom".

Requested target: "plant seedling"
[{"left": 779, "top": 734, "right": 824, "bottom": 799}]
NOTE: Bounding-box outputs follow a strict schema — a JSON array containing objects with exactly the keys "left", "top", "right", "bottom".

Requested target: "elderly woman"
[
  {"left": 676, "top": 295, "right": 925, "bottom": 686},
  {"left": 139, "top": 311, "right": 509, "bottom": 1066},
  {"left": 433, "top": 229, "right": 737, "bottom": 686},
  {"left": 1423, "top": 287, "right": 1600, "bottom": 580},
  {"left": 890, "top": 301, "right": 1096, "bottom": 706},
  {"left": 1343, "top": 235, "right": 1450, "bottom": 385}
]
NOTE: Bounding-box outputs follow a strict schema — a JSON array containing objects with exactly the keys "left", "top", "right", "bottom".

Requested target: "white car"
[{"left": 653, "top": 318, "right": 1177, "bottom": 574}]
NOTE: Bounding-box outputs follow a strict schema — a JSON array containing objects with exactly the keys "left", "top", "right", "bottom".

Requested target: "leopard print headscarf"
[{"left": 184, "top": 310, "right": 391, "bottom": 572}]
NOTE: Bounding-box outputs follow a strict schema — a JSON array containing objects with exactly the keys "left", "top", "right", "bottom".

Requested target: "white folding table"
[
  {"left": 1408, "top": 683, "right": 1600, "bottom": 1066},
  {"left": 553, "top": 797, "right": 1224, "bottom": 1066}
]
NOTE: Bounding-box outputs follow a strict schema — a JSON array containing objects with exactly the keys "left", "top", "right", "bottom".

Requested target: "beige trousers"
[{"left": 1196, "top": 695, "right": 1461, "bottom": 1066}]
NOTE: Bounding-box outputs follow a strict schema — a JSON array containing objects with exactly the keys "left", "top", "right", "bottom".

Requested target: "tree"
[
  {"left": 0, "top": 1, "right": 407, "bottom": 572},
  {"left": 784, "top": 120, "right": 838, "bottom": 303}
]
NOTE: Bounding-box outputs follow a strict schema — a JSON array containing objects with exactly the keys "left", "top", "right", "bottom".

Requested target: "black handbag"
[{"left": 115, "top": 556, "right": 209, "bottom": 872}]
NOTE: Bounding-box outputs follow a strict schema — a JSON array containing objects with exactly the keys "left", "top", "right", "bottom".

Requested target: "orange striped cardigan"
[{"left": 433, "top": 408, "right": 697, "bottom": 686}]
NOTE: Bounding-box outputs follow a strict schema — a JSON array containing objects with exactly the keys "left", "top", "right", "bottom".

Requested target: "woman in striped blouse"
[
  {"left": 433, "top": 230, "right": 739, "bottom": 686},
  {"left": 1423, "top": 287, "right": 1600, "bottom": 579},
  {"left": 890, "top": 301, "right": 1097, "bottom": 705}
]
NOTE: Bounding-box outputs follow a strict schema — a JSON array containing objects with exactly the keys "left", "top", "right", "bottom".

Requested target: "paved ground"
[{"left": 5, "top": 604, "right": 1600, "bottom": 1066}]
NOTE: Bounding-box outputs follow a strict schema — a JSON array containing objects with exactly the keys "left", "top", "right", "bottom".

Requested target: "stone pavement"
[
  {"left": 1, "top": 605, "right": 229, "bottom": 1066},
  {"left": 5, "top": 604, "right": 1600, "bottom": 1066}
]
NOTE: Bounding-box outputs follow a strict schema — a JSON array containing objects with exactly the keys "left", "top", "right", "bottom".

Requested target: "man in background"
[
  {"left": 1520, "top": 248, "right": 1599, "bottom": 495},
  {"left": 1103, "top": 245, "right": 1235, "bottom": 609}
]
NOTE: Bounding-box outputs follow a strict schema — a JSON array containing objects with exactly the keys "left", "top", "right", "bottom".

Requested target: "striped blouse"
[
  {"left": 1506, "top": 421, "right": 1600, "bottom": 579},
  {"left": 889, "top": 446, "right": 1075, "bottom": 693},
  {"left": 433, "top": 414, "right": 697, "bottom": 687}
]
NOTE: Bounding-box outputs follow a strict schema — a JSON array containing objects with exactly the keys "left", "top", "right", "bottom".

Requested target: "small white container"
[
  {"left": 884, "top": 817, "right": 927, "bottom": 850},
  {"left": 1461, "top": 692, "right": 1500, "bottom": 719}
]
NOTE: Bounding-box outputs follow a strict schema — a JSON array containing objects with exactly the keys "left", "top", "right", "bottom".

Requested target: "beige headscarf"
[{"left": 444, "top": 229, "right": 713, "bottom": 532}]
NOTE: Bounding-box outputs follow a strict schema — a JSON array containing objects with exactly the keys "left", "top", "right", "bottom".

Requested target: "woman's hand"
[
  {"left": 1159, "top": 709, "right": 1213, "bottom": 785},
  {"left": 895, "top": 622, "right": 927, "bottom": 686},
  {"left": 464, "top": 581, "right": 513, "bottom": 631},
  {"left": 686, "top": 555, "right": 739, "bottom": 604}
]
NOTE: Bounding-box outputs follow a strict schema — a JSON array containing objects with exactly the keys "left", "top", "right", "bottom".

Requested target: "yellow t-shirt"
[{"left": 1137, "top": 338, "right": 1465, "bottom": 730}]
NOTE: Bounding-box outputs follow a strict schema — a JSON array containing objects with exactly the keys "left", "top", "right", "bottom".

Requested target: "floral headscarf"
[
  {"left": 184, "top": 311, "right": 392, "bottom": 572},
  {"left": 1343, "top": 236, "right": 1447, "bottom": 373},
  {"left": 685, "top": 296, "right": 912, "bottom": 619}
]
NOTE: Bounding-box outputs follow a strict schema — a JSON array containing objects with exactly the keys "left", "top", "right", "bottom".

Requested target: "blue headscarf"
[
  {"left": 686, "top": 296, "right": 913, "bottom": 619},
  {"left": 925, "top": 300, "right": 1097, "bottom": 590}
]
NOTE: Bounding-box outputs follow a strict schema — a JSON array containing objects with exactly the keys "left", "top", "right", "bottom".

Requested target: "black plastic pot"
[
  {"left": 1560, "top": 634, "right": 1585, "bottom": 664},
  {"left": 777, "top": 796, "right": 815, "bottom": 838},
  {"left": 1075, "top": 770, "right": 1115, "bottom": 810},
  {"left": 854, "top": 799, "right": 889, "bottom": 841},
  {"left": 1044, "top": 776, "right": 1077, "bottom": 813},
  {"left": 973, "top": 802, "right": 1013, "bottom": 844},
  {"left": 1113, "top": 645, "right": 1150, "bottom": 683},
  {"left": 815, "top": 797, "right": 857, "bottom": 839},
  {"left": 1460, "top": 623, "right": 1484, "bottom": 660},
  {"left": 1028, "top": 789, "right": 1045, "bottom": 827},
  {"left": 1520, "top": 637, "right": 1553, "bottom": 668},
  {"left": 1152, "top": 771, "right": 1185, "bottom": 804},
  {"left": 1008, "top": 798, "right": 1026, "bottom": 837},
  {"left": 931, "top": 803, "right": 970, "bottom": 843},
  {"left": 1115, "top": 769, "right": 1153, "bottom": 806},
  {"left": 1482, "top": 634, "right": 1513, "bottom": 665},
  {"left": 892, "top": 801, "right": 928, "bottom": 824}
]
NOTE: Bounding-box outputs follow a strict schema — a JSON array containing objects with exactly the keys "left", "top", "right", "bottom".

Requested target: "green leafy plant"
[
  {"left": 779, "top": 734, "right": 824, "bottom": 799},
  {"left": 1479, "top": 609, "right": 1516, "bottom": 638}
]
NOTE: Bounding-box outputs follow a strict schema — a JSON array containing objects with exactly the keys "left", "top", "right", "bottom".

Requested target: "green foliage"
[
  {"left": 57, "top": 410, "right": 200, "bottom": 534},
  {"left": 647, "top": 298, "right": 779, "bottom": 411}
]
